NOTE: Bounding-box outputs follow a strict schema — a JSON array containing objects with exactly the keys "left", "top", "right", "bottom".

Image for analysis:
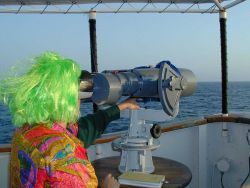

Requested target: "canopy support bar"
[
  {"left": 89, "top": 11, "right": 98, "bottom": 112},
  {"left": 224, "top": 0, "right": 246, "bottom": 9},
  {"left": 0, "top": 0, "right": 246, "bottom": 14},
  {"left": 219, "top": 11, "right": 228, "bottom": 114}
]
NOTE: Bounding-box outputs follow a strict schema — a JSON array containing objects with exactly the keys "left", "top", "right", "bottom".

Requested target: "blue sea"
[{"left": 1, "top": 82, "right": 250, "bottom": 144}]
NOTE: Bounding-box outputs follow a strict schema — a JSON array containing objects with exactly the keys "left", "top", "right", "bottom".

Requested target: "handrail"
[
  {"left": 1, "top": 114, "right": 250, "bottom": 153},
  {"left": 0, "top": 146, "right": 11, "bottom": 153},
  {"left": 161, "top": 114, "right": 250, "bottom": 132}
]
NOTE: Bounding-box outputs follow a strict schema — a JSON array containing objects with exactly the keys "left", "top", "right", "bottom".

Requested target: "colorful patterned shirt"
[{"left": 10, "top": 105, "right": 120, "bottom": 188}]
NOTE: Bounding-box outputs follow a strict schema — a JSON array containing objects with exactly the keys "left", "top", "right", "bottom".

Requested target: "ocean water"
[{"left": 1, "top": 82, "right": 250, "bottom": 144}]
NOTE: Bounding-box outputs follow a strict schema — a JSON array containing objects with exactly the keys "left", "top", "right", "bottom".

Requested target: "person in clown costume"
[{"left": 0, "top": 52, "right": 139, "bottom": 188}]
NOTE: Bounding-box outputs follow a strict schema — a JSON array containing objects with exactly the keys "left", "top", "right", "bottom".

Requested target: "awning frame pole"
[
  {"left": 89, "top": 11, "right": 98, "bottom": 112},
  {"left": 219, "top": 10, "right": 228, "bottom": 114}
]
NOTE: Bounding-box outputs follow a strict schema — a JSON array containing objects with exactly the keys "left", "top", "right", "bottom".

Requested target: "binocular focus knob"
[{"left": 150, "top": 124, "right": 162, "bottom": 139}]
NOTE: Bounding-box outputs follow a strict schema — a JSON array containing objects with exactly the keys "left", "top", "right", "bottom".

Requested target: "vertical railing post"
[
  {"left": 89, "top": 11, "right": 98, "bottom": 112},
  {"left": 219, "top": 11, "right": 228, "bottom": 114}
]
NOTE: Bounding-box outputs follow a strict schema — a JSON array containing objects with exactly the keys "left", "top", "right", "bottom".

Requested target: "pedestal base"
[{"left": 92, "top": 156, "right": 192, "bottom": 188}]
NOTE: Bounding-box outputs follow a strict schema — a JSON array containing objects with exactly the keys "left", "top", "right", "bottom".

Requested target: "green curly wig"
[{"left": 0, "top": 52, "right": 81, "bottom": 127}]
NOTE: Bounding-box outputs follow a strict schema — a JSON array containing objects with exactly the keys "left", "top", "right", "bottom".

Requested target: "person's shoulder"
[
  {"left": 20, "top": 124, "right": 64, "bottom": 141},
  {"left": 18, "top": 124, "right": 74, "bottom": 152},
  {"left": 14, "top": 123, "right": 85, "bottom": 160}
]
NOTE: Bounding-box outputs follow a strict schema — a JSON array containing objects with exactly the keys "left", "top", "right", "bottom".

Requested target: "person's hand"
[
  {"left": 117, "top": 98, "right": 140, "bottom": 111},
  {"left": 101, "top": 173, "right": 120, "bottom": 188}
]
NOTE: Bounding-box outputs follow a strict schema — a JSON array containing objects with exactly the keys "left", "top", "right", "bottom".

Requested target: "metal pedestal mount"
[{"left": 112, "top": 108, "right": 175, "bottom": 173}]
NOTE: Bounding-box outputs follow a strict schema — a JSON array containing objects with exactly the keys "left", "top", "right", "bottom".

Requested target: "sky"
[{"left": 0, "top": 1, "right": 249, "bottom": 82}]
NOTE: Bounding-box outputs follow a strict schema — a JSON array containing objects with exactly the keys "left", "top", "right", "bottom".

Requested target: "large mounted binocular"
[{"left": 80, "top": 61, "right": 196, "bottom": 117}]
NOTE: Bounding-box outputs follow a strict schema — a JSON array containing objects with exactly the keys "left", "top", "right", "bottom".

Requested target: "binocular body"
[{"left": 88, "top": 61, "right": 196, "bottom": 116}]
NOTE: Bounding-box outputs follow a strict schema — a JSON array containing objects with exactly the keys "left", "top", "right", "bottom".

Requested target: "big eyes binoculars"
[{"left": 80, "top": 61, "right": 196, "bottom": 117}]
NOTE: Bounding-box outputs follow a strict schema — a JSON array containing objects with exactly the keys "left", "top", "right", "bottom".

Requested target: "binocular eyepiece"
[{"left": 80, "top": 61, "right": 196, "bottom": 117}]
